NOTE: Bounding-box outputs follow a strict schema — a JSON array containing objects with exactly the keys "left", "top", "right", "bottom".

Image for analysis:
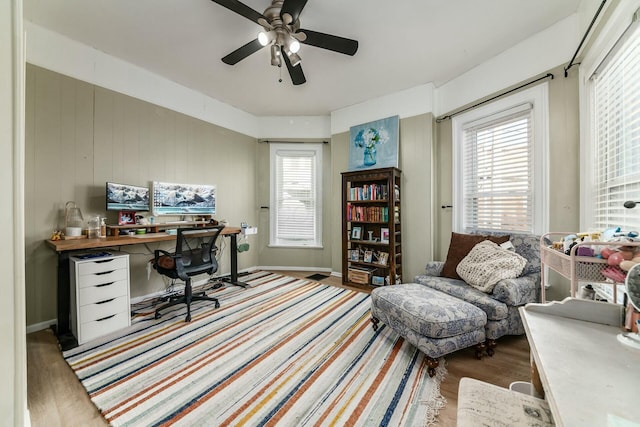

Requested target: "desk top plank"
[
  {"left": 46, "top": 226, "right": 241, "bottom": 252},
  {"left": 521, "top": 301, "right": 640, "bottom": 427}
]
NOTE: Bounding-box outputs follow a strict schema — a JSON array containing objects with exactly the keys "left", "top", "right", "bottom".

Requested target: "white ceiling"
[{"left": 24, "top": 0, "right": 581, "bottom": 117}]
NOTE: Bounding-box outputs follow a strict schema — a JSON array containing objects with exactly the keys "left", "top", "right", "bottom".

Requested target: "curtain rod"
[
  {"left": 259, "top": 140, "right": 329, "bottom": 144},
  {"left": 435, "top": 73, "right": 554, "bottom": 123},
  {"left": 564, "top": 0, "right": 607, "bottom": 77}
]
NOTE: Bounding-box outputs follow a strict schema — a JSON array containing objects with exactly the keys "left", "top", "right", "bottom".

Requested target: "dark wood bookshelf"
[{"left": 342, "top": 167, "right": 402, "bottom": 287}]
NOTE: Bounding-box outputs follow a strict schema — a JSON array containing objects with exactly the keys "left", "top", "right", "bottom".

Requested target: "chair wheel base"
[
  {"left": 155, "top": 311, "right": 162, "bottom": 319},
  {"left": 215, "top": 301, "right": 220, "bottom": 309}
]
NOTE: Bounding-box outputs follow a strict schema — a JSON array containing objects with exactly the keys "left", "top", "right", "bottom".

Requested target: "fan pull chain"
[{"left": 278, "top": 64, "right": 283, "bottom": 83}]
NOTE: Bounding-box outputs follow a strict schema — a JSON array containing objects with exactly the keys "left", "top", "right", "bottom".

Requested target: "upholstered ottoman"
[{"left": 370, "top": 284, "right": 487, "bottom": 377}]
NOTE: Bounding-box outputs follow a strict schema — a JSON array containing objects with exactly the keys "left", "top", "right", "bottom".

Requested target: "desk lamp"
[{"left": 65, "top": 201, "right": 84, "bottom": 237}]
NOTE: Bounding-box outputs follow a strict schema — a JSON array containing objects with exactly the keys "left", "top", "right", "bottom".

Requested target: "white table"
[{"left": 520, "top": 298, "right": 640, "bottom": 427}]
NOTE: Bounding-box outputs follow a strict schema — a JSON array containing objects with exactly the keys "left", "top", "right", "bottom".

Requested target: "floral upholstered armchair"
[{"left": 414, "top": 233, "right": 541, "bottom": 355}]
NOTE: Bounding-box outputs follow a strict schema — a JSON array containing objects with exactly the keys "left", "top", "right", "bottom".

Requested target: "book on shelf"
[
  {"left": 349, "top": 184, "right": 388, "bottom": 201},
  {"left": 347, "top": 204, "right": 389, "bottom": 222}
]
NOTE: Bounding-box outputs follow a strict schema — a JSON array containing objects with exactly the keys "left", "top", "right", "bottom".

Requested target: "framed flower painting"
[{"left": 348, "top": 115, "right": 399, "bottom": 171}]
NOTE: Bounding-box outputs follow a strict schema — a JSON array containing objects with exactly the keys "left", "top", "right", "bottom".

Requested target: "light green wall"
[
  {"left": 25, "top": 64, "right": 258, "bottom": 326},
  {"left": 433, "top": 64, "right": 580, "bottom": 299},
  {"left": 331, "top": 113, "right": 434, "bottom": 282}
]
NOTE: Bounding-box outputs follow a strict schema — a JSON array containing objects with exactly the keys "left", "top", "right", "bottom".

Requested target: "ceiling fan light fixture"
[
  {"left": 258, "top": 30, "right": 272, "bottom": 47},
  {"left": 287, "top": 51, "right": 302, "bottom": 67},
  {"left": 270, "top": 44, "right": 282, "bottom": 66},
  {"left": 288, "top": 38, "right": 300, "bottom": 53}
]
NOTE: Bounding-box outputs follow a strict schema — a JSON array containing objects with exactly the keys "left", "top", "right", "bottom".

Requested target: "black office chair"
[{"left": 153, "top": 225, "right": 225, "bottom": 322}]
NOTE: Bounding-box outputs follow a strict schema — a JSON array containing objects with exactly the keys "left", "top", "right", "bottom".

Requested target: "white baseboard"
[
  {"left": 26, "top": 319, "right": 56, "bottom": 334},
  {"left": 257, "top": 266, "right": 332, "bottom": 273},
  {"left": 255, "top": 266, "right": 342, "bottom": 279},
  {"left": 130, "top": 284, "right": 186, "bottom": 305},
  {"left": 130, "top": 267, "right": 258, "bottom": 304}
]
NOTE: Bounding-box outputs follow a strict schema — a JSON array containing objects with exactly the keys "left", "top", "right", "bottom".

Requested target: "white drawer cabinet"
[{"left": 70, "top": 252, "right": 131, "bottom": 345}]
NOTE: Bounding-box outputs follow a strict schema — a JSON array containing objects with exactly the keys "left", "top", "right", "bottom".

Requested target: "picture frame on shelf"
[
  {"left": 377, "top": 251, "right": 389, "bottom": 266},
  {"left": 364, "top": 250, "right": 373, "bottom": 263},
  {"left": 380, "top": 227, "right": 389, "bottom": 243},
  {"left": 372, "top": 276, "right": 385, "bottom": 286},
  {"left": 118, "top": 211, "right": 136, "bottom": 225},
  {"left": 351, "top": 226, "right": 362, "bottom": 240},
  {"left": 349, "top": 249, "right": 360, "bottom": 261}
]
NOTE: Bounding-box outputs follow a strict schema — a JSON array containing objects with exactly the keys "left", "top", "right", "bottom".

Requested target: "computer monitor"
[
  {"left": 106, "top": 182, "right": 150, "bottom": 212},
  {"left": 152, "top": 181, "right": 216, "bottom": 216}
]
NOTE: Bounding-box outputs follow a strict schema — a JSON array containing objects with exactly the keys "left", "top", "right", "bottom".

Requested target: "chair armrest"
[
  {"left": 491, "top": 273, "right": 541, "bottom": 306},
  {"left": 153, "top": 249, "right": 181, "bottom": 272},
  {"left": 424, "top": 261, "right": 444, "bottom": 277},
  {"left": 154, "top": 249, "right": 174, "bottom": 260}
]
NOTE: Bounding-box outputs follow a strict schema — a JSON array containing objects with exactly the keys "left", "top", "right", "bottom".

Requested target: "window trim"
[
  {"left": 452, "top": 83, "right": 549, "bottom": 235},
  {"left": 269, "top": 143, "right": 323, "bottom": 248},
  {"left": 579, "top": 2, "right": 640, "bottom": 229}
]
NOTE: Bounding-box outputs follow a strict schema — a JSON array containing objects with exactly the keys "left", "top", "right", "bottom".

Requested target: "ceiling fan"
[{"left": 211, "top": 0, "right": 359, "bottom": 85}]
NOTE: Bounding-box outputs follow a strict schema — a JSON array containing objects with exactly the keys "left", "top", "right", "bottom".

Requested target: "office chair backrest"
[{"left": 175, "top": 225, "right": 225, "bottom": 277}]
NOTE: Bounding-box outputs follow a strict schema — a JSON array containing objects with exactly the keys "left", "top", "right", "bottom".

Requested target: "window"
[
  {"left": 270, "top": 143, "right": 322, "bottom": 247},
  {"left": 585, "top": 22, "right": 640, "bottom": 231},
  {"left": 453, "top": 84, "right": 549, "bottom": 235}
]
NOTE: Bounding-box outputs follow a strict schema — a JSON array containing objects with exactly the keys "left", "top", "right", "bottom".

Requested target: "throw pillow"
[
  {"left": 456, "top": 240, "right": 527, "bottom": 293},
  {"left": 441, "top": 232, "right": 511, "bottom": 279}
]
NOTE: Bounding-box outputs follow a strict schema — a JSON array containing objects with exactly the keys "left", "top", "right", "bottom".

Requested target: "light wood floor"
[{"left": 27, "top": 271, "right": 531, "bottom": 426}]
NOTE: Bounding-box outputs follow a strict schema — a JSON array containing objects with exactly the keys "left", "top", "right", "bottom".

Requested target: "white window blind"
[
  {"left": 590, "top": 25, "right": 640, "bottom": 231},
  {"left": 270, "top": 144, "right": 322, "bottom": 247},
  {"left": 461, "top": 105, "right": 534, "bottom": 233}
]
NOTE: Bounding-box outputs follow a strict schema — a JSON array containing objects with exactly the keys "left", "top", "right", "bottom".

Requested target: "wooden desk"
[
  {"left": 46, "top": 226, "right": 245, "bottom": 350},
  {"left": 520, "top": 298, "right": 639, "bottom": 426}
]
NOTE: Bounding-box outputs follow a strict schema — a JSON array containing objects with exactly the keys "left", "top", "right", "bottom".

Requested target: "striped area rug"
[{"left": 63, "top": 272, "right": 446, "bottom": 426}]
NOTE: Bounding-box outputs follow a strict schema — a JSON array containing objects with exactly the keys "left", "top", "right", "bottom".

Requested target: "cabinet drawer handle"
[
  {"left": 96, "top": 298, "right": 115, "bottom": 305},
  {"left": 95, "top": 259, "right": 115, "bottom": 264},
  {"left": 96, "top": 282, "right": 115, "bottom": 288},
  {"left": 95, "top": 270, "right": 115, "bottom": 276},
  {"left": 96, "top": 314, "right": 116, "bottom": 322}
]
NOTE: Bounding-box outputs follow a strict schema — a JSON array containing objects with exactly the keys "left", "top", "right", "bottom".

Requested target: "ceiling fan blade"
[
  {"left": 281, "top": 46, "right": 306, "bottom": 85},
  {"left": 211, "top": 0, "right": 266, "bottom": 24},
  {"left": 299, "top": 29, "right": 358, "bottom": 56},
  {"left": 222, "top": 39, "right": 265, "bottom": 65},
  {"left": 280, "top": 0, "right": 308, "bottom": 24}
]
